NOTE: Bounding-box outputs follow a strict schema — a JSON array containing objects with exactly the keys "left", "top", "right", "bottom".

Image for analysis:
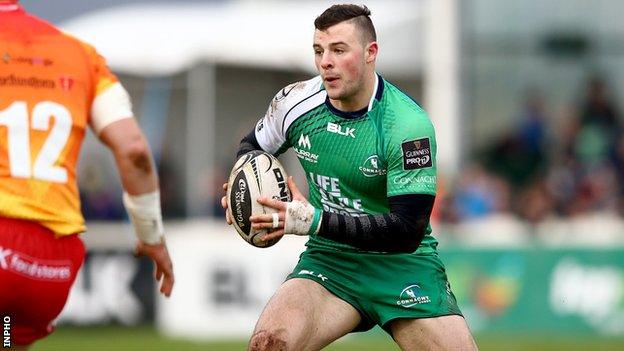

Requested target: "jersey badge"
[
  {"left": 359, "top": 155, "right": 387, "bottom": 177},
  {"left": 397, "top": 284, "right": 431, "bottom": 308},
  {"left": 401, "top": 138, "right": 432, "bottom": 170}
]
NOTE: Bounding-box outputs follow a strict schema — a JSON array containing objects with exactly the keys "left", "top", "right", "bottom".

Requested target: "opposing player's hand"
[
  {"left": 134, "top": 239, "right": 175, "bottom": 297},
  {"left": 221, "top": 182, "right": 233, "bottom": 225},
  {"left": 251, "top": 176, "right": 311, "bottom": 242}
]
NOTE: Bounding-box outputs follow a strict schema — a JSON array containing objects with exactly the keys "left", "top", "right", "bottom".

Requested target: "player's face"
[{"left": 313, "top": 21, "right": 374, "bottom": 106}]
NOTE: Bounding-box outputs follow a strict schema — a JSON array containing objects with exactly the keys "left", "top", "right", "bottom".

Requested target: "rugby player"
[
  {"left": 0, "top": 1, "right": 174, "bottom": 349},
  {"left": 222, "top": 4, "right": 477, "bottom": 350}
]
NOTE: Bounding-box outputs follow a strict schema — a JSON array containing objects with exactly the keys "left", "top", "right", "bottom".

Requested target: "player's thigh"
[
  {"left": 389, "top": 315, "right": 478, "bottom": 351},
  {"left": 249, "top": 278, "right": 361, "bottom": 351}
]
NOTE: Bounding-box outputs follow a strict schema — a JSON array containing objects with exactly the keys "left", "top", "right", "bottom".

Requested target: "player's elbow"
[
  {"left": 388, "top": 227, "right": 426, "bottom": 253},
  {"left": 389, "top": 238, "right": 420, "bottom": 254}
]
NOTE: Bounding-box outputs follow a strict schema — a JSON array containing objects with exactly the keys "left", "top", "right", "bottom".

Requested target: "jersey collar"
[
  {"left": 325, "top": 73, "right": 385, "bottom": 119},
  {"left": 368, "top": 73, "right": 380, "bottom": 111}
]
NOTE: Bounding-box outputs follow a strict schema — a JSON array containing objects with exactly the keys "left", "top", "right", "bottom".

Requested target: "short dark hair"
[{"left": 314, "top": 4, "right": 377, "bottom": 43}]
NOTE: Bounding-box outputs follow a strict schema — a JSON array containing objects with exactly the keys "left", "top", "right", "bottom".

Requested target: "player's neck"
[{"left": 329, "top": 72, "right": 376, "bottom": 112}]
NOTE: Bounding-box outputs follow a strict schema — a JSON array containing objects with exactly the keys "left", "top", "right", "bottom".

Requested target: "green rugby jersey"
[{"left": 255, "top": 74, "right": 438, "bottom": 254}]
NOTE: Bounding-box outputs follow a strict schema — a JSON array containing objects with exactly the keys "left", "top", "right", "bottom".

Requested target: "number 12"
[{"left": 0, "top": 101, "right": 71, "bottom": 183}]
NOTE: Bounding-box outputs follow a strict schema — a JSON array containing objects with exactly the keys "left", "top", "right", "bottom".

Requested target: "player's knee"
[{"left": 248, "top": 330, "right": 288, "bottom": 351}]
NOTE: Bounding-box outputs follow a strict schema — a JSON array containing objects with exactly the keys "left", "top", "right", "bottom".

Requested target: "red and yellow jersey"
[{"left": 0, "top": 4, "right": 132, "bottom": 235}]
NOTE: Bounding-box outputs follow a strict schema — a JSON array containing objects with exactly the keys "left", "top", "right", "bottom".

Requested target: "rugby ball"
[{"left": 226, "top": 151, "right": 292, "bottom": 247}]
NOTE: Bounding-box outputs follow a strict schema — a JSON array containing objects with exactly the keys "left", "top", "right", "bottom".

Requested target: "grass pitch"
[{"left": 32, "top": 326, "right": 624, "bottom": 351}]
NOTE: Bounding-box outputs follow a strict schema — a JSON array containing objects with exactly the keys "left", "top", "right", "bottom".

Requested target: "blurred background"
[{"left": 18, "top": 0, "right": 624, "bottom": 350}]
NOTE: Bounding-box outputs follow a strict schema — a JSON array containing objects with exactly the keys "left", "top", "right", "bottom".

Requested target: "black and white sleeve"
[{"left": 317, "top": 194, "right": 435, "bottom": 253}]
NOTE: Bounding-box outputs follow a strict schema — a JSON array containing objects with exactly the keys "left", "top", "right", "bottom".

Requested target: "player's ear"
[{"left": 365, "top": 41, "right": 378, "bottom": 64}]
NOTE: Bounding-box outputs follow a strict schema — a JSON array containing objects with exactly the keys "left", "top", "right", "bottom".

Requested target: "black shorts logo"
[{"left": 401, "top": 138, "right": 432, "bottom": 170}]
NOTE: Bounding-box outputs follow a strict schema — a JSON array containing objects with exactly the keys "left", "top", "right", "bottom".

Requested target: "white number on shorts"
[{"left": 0, "top": 101, "right": 72, "bottom": 183}]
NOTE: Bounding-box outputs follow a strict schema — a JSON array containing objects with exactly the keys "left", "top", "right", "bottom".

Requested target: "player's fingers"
[
  {"left": 256, "top": 196, "right": 286, "bottom": 210},
  {"left": 155, "top": 266, "right": 163, "bottom": 281},
  {"left": 161, "top": 274, "right": 174, "bottom": 297},
  {"left": 222, "top": 182, "right": 228, "bottom": 191},
  {"left": 252, "top": 221, "right": 284, "bottom": 230},
  {"left": 159, "top": 262, "right": 174, "bottom": 297},
  {"left": 262, "top": 229, "right": 285, "bottom": 241},
  {"left": 249, "top": 212, "right": 285, "bottom": 223},
  {"left": 226, "top": 212, "right": 232, "bottom": 225},
  {"left": 221, "top": 196, "right": 233, "bottom": 225}
]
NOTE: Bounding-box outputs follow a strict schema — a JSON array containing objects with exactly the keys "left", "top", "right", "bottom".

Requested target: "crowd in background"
[{"left": 438, "top": 75, "right": 624, "bottom": 225}]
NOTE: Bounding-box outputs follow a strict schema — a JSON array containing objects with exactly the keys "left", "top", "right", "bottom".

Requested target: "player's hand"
[
  {"left": 251, "top": 176, "right": 311, "bottom": 242},
  {"left": 221, "top": 182, "right": 233, "bottom": 225},
  {"left": 134, "top": 239, "right": 174, "bottom": 297}
]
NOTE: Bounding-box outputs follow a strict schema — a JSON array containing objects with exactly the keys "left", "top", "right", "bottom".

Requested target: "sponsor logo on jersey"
[
  {"left": 0, "top": 74, "right": 55, "bottom": 89},
  {"left": 397, "top": 284, "right": 431, "bottom": 308},
  {"left": 402, "top": 137, "right": 432, "bottom": 170},
  {"left": 1, "top": 53, "right": 53, "bottom": 66},
  {"left": 294, "top": 134, "right": 319, "bottom": 163},
  {"left": 309, "top": 172, "right": 364, "bottom": 216},
  {"left": 298, "top": 134, "right": 312, "bottom": 149},
  {"left": 327, "top": 122, "right": 355, "bottom": 138},
  {"left": 59, "top": 75, "right": 74, "bottom": 91},
  {"left": 392, "top": 175, "right": 436, "bottom": 185},
  {"left": 359, "top": 155, "right": 387, "bottom": 177}
]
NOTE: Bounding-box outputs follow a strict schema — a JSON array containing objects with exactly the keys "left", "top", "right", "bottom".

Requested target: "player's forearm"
[
  {"left": 113, "top": 146, "right": 158, "bottom": 194},
  {"left": 112, "top": 138, "right": 165, "bottom": 244},
  {"left": 99, "top": 118, "right": 158, "bottom": 194},
  {"left": 317, "top": 194, "right": 435, "bottom": 253}
]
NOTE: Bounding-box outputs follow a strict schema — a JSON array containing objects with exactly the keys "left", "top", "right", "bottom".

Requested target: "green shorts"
[{"left": 286, "top": 246, "right": 463, "bottom": 333}]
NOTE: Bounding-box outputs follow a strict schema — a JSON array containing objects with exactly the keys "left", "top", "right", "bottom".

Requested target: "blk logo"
[{"left": 327, "top": 122, "right": 355, "bottom": 138}]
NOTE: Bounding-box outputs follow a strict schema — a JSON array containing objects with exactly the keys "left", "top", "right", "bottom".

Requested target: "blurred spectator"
[
  {"left": 79, "top": 155, "right": 124, "bottom": 220},
  {"left": 515, "top": 179, "right": 555, "bottom": 224},
  {"left": 483, "top": 89, "right": 549, "bottom": 189},
  {"left": 570, "top": 76, "right": 621, "bottom": 167},
  {"left": 448, "top": 163, "right": 511, "bottom": 221},
  {"left": 158, "top": 157, "right": 186, "bottom": 218}
]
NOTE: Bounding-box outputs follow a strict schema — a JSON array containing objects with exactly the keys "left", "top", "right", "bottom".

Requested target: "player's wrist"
[
  {"left": 122, "top": 190, "right": 165, "bottom": 245},
  {"left": 284, "top": 200, "right": 321, "bottom": 235}
]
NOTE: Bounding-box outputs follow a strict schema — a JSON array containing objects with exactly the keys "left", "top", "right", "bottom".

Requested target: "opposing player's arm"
[
  {"left": 87, "top": 49, "right": 174, "bottom": 295},
  {"left": 98, "top": 118, "right": 174, "bottom": 297}
]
